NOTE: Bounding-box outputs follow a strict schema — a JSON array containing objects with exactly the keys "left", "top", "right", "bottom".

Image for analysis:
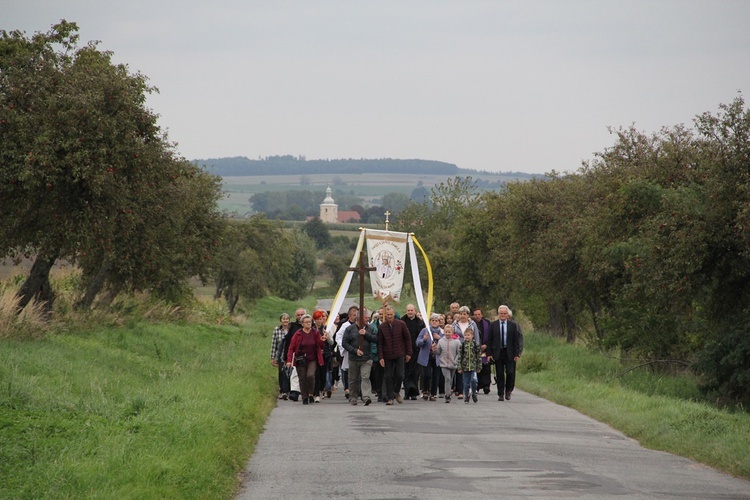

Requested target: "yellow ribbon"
[{"left": 410, "top": 235, "right": 434, "bottom": 319}]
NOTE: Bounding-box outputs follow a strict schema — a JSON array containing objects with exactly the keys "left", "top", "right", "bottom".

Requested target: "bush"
[{"left": 697, "top": 327, "right": 750, "bottom": 407}]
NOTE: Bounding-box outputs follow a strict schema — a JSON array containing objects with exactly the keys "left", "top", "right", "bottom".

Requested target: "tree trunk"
[
  {"left": 228, "top": 293, "right": 239, "bottom": 315},
  {"left": 547, "top": 302, "right": 564, "bottom": 337},
  {"left": 563, "top": 300, "right": 578, "bottom": 344},
  {"left": 214, "top": 271, "right": 226, "bottom": 300},
  {"left": 17, "top": 253, "right": 58, "bottom": 316},
  {"left": 76, "top": 260, "right": 111, "bottom": 310},
  {"left": 224, "top": 286, "right": 239, "bottom": 314},
  {"left": 98, "top": 284, "right": 122, "bottom": 308},
  {"left": 587, "top": 299, "right": 605, "bottom": 341}
]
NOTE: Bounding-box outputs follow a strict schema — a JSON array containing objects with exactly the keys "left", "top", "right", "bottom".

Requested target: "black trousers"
[
  {"left": 383, "top": 356, "right": 405, "bottom": 401},
  {"left": 420, "top": 357, "right": 440, "bottom": 396},
  {"left": 278, "top": 364, "right": 290, "bottom": 394},
  {"left": 403, "top": 354, "right": 421, "bottom": 398},
  {"left": 314, "top": 357, "right": 331, "bottom": 396},
  {"left": 370, "top": 359, "right": 384, "bottom": 398},
  {"left": 495, "top": 349, "right": 517, "bottom": 394},
  {"left": 477, "top": 362, "right": 492, "bottom": 393}
]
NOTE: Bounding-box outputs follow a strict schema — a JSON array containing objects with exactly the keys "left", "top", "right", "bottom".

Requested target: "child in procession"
[{"left": 456, "top": 328, "right": 482, "bottom": 404}]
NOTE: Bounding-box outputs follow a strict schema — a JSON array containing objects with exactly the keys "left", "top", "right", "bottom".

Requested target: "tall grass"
[
  {"left": 518, "top": 332, "right": 750, "bottom": 479},
  {"left": 2, "top": 265, "right": 238, "bottom": 340},
  {"left": 0, "top": 284, "right": 48, "bottom": 339}
]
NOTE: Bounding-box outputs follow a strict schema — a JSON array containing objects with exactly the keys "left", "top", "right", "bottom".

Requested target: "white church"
[{"left": 319, "top": 185, "right": 360, "bottom": 224}]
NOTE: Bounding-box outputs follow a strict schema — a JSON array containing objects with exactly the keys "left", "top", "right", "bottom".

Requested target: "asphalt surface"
[{"left": 237, "top": 388, "right": 750, "bottom": 499}]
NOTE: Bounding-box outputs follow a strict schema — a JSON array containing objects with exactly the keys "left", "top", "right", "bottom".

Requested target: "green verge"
[
  {"left": 0, "top": 307, "right": 285, "bottom": 499},
  {"left": 517, "top": 332, "right": 750, "bottom": 480},
  {"left": 3, "top": 305, "right": 749, "bottom": 498}
]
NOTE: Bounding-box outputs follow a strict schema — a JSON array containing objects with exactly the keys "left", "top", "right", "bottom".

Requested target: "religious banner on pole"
[
  {"left": 325, "top": 225, "right": 433, "bottom": 335},
  {"left": 365, "top": 229, "right": 408, "bottom": 303}
]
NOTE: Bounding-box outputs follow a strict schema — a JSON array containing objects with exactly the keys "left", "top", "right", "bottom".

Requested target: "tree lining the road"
[
  {"left": 0, "top": 21, "right": 224, "bottom": 311},
  {"left": 397, "top": 96, "right": 750, "bottom": 405}
]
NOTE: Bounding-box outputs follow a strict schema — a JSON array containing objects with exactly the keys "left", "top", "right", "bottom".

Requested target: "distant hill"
[{"left": 192, "top": 155, "right": 536, "bottom": 179}]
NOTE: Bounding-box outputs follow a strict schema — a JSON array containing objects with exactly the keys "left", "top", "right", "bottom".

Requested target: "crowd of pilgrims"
[{"left": 269, "top": 302, "right": 523, "bottom": 406}]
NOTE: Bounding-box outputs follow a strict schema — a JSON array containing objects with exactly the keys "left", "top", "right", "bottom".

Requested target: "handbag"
[{"left": 294, "top": 353, "right": 307, "bottom": 366}]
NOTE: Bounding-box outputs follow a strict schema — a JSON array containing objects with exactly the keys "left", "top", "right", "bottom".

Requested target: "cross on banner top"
[
  {"left": 348, "top": 250, "right": 376, "bottom": 349},
  {"left": 384, "top": 211, "right": 391, "bottom": 231}
]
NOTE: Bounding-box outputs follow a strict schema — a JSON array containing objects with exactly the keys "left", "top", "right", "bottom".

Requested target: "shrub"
[{"left": 697, "top": 327, "right": 750, "bottom": 407}]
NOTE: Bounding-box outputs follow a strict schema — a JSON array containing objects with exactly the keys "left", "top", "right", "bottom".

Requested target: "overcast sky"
[{"left": 3, "top": 1, "right": 749, "bottom": 174}]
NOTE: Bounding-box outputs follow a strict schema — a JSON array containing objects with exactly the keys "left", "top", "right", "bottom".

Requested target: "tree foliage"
[
  {"left": 396, "top": 177, "right": 486, "bottom": 310},
  {"left": 380, "top": 192, "right": 411, "bottom": 215},
  {"left": 395, "top": 98, "right": 750, "bottom": 405},
  {"left": 301, "top": 217, "right": 331, "bottom": 249},
  {"left": 210, "top": 216, "right": 316, "bottom": 313},
  {"left": 249, "top": 188, "right": 408, "bottom": 221},
  {"left": 0, "top": 21, "right": 224, "bottom": 310},
  {"left": 250, "top": 190, "right": 322, "bottom": 219}
]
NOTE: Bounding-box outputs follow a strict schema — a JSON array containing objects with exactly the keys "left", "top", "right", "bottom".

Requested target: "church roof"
[
  {"left": 337, "top": 211, "right": 361, "bottom": 223},
  {"left": 322, "top": 185, "right": 335, "bottom": 204}
]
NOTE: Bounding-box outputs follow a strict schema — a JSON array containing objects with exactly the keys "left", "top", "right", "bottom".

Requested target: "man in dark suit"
[
  {"left": 487, "top": 305, "right": 523, "bottom": 401},
  {"left": 472, "top": 307, "right": 493, "bottom": 394},
  {"left": 402, "top": 303, "right": 426, "bottom": 400}
]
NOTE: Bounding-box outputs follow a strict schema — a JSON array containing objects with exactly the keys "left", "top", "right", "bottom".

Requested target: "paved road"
[{"left": 237, "top": 389, "right": 750, "bottom": 499}]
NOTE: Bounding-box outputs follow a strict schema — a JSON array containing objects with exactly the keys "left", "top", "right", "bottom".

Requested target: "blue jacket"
[{"left": 415, "top": 327, "right": 443, "bottom": 366}]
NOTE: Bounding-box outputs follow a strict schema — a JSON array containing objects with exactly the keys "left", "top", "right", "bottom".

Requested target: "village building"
[
  {"left": 319, "top": 185, "right": 338, "bottom": 223},
  {"left": 318, "top": 185, "right": 362, "bottom": 223},
  {"left": 337, "top": 210, "right": 361, "bottom": 223}
]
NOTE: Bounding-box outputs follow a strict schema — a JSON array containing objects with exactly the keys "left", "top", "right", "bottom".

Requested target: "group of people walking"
[{"left": 269, "top": 302, "right": 523, "bottom": 407}]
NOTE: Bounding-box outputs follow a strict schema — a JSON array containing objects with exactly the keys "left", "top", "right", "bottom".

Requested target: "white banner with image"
[{"left": 366, "top": 229, "right": 408, "bottom": 303}]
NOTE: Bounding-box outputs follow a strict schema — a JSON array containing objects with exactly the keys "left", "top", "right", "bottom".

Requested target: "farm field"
[{"left": 218, "top": 171, "right": 522, "bottom": 213}]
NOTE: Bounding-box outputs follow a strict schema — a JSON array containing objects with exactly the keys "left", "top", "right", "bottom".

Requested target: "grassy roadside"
[
  {"left": 3, "top": 299, "right": 749, "bottom": 499},
  {"left": 517, "top": 332, "right": 750, "bottom": 480},
  {"left": 0, "top": 300, "right": 290, "bottom": 499}
]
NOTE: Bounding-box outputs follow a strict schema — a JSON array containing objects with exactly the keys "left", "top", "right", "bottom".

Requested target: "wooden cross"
[{"left": 348, "top": 250, "right": 376, "bottom": 349}]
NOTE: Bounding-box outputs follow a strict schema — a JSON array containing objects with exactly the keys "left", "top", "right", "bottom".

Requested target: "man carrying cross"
[
  {"left": 341, "top": 250, "right": 378, "bottom": 406},
  {"left": 342, "top": 307, "right": 377, "bottom": 405}
]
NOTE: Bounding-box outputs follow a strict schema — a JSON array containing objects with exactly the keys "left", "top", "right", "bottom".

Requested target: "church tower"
[{"left": 319, "top": 185, "right": 338, "bottom": 223}]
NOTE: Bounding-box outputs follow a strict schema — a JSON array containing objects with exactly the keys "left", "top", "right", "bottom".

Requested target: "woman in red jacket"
[{"left": 286, "top": 314, "right": 326, "bottom": 405}]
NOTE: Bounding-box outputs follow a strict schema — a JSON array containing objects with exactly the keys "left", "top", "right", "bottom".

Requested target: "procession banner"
[{"left": 365, "top": 229, "right": 408, "bottom": 303}]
